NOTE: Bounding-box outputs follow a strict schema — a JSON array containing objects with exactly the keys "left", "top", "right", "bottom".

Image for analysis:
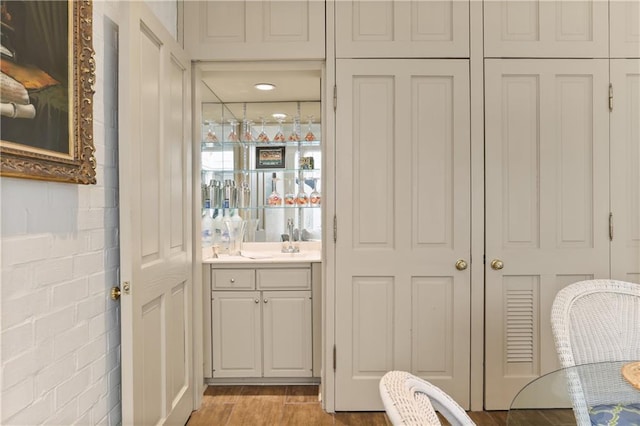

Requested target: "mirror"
[{"left": 197, "top": 64, "right": 322, "bottom": 248}]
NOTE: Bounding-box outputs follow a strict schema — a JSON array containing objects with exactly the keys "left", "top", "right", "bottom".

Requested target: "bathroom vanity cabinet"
[{"left": 204, "top": 262, "right": 321, "bottom": 382}]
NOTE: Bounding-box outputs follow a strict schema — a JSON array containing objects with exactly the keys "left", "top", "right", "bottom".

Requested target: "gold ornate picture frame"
[{"left": 0, "top": 0, "right": 96, "bottom": 184}]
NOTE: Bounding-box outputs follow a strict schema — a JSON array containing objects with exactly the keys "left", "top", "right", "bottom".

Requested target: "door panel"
[
  {"left": 484, "top": 59, "right": 610, "bottom": 409},
  {"left": 484, "top": 0, "right": 609, "bottom": 58},
  {"left": 610, "top": 2, "right": 640, "bottom": 58},
  {"left": 335, "top": 59, "right": 471, "bottom": 410},
  {"left": 211, "top": 291, "right": 262, "bottom": 378},
  {"left": 262, "top": 291, "right": 313, "bottom": 377},
  {"left": 119, "top": 3, "right": 193, "bottom": 425},
  {"left": 611, "top": 59, "right": 640, "bottom": 283},
  {"left": 335, "top": 0, "right": 469, "bottom": 58},
  {"left": 183, "top": 0, "right": 325, "bottom": 60},
  {"left": 412, "top": 278, "right": 454, "bottom": 376}
]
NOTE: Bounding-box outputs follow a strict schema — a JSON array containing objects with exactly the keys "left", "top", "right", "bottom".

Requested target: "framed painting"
[
  {"left": 255, "top": 146, "right": 286, "bottom": 169},
  {"left": 0, "top": 0, "right": 96, "bottom": 184}
]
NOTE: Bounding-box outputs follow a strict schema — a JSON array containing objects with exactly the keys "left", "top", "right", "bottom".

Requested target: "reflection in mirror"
[{"left": 198, "top": 66, "right": 322, "bottom": 251}]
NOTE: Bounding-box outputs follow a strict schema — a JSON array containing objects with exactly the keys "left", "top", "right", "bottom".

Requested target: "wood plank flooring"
[{"left": 185, "top": 385, "right": 572, "bottom": 425}]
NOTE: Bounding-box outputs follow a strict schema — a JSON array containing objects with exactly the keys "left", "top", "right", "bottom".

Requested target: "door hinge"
[
  {"left": 609, "top": 212, "right": 614, "bottom": 241},
  {"left": 483, "top": 254, "right": 486, "bottom": 265},
  {"left": 333, "top": 85, "right": 337, "bottom": 111},
  {"left": 609, "top": 83, "right": 613, "bottom": 112},
  {"left": 333, "top": 345, "right": 337, "bottom": 371},
  {"left": 333, "top": 214, "right": 337, "bottom": 243}
]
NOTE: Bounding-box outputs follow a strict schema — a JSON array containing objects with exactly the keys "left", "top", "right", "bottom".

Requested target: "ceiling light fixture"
[{"left": 254, "top": 83, "right": 276, "bottom": 91}]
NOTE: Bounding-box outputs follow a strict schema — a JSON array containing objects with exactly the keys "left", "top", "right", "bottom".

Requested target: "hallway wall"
[{"left": 0, "top": 2, "right": 177, "bottom": 425}]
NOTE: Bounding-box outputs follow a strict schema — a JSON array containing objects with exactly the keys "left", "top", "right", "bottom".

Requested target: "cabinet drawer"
[
  {"left": 257, "top": 268, "right": 310, "bottom": 290},
  {"left": 212, "top": 269, "right": 255, "bottom": 290}
]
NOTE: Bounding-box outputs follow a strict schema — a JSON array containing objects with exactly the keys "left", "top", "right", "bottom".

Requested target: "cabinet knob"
[
  {"left": 254, "top": 299, "right": 259, "bottom": 303},
  {"left": 264, "top": 298, "right": 268, "bottom": 303},
  {"left": 455, "top": 259, "right": 468, "bottom": 271},
  {"left": 230, "top": 278, "right": 235, "bottom": 283}
]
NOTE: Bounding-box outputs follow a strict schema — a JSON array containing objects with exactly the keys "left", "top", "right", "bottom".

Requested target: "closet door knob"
[
  {"left": 455, "top": 259, "right": 468, "bottom": 271},
  {"left": 491, "top": 259, "right": 504, "bottom": 270}
]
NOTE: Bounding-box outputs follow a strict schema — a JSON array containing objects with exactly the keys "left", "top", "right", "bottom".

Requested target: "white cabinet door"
[
  {"left": 212, "top": 291, "right": 262, "bottom": 378},
  {"left": 119, "top": 3, "right": 194, "bottom": 425},
  {"left": 335, "top": 59, "right": 471, "bottom": 410},
  {"left": 611, "top": 59, "right": 640, "bottom": 283},
  {"left": 484, "top": 59, "right": 610, "bottom": 409},
  {"left": 484, "top": 0, "right": 608, "bottom": 58},
  {"left": 262, "top": 291, "right": 313, "bottom": 377},
  {"left": 335, "top": 0, "right": 469, "bottom": 58},
  {"left": 183, "top": 0, "right": 325, "bottom": 60},
  {"left": 611, "top": 2, "right": 640, "bottom": 58}
]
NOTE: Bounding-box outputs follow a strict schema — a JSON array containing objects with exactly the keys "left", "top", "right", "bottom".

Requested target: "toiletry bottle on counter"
[
  {"left": 212, "top": 209, "right": 225, "bottom": 251},
  {"left": 201, "top": 209, "right": 213, "bottom": 247}
]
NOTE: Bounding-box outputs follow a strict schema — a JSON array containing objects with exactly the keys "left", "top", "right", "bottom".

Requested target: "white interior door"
[
  {"left": 334, "top": 59, "right": 471, "bottom": 410},
  {"left": 610, "top": 2, "right": 640, "bottom": 59},
  {"left": 484, "top": 59, "right": 610, "bottom": 409},
  {"left": 483, "top": 0, "right": 609, "bottom": 58},
  {"left": 183, "top": 0, "right": 325, "bottom": 60},
  {"left": 610, "top": 59, "right": 640, "bottom": 283},
  {"left": 335, "top": 0, "right": 469, "bottom": 58},
  {"left": 118, "top": 3, "right": 193, "bottom": 425}
]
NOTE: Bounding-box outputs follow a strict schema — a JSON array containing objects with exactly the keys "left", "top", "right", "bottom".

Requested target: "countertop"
[{"left": 202, "top": 241, "right": 322, "bottom": 264}]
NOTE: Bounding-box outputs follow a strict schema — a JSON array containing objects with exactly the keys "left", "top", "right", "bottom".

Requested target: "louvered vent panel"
[{"left": 506, "top": 289, "right": 534, "bottom": 363}]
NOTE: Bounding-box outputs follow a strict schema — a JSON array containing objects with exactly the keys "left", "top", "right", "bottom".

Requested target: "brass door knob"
[
  {"left": 455, "top": 259, "right": 468, "bottom": 271},
  {"left": 110, "top": 286, "right": 121, "bottom": 301},
  {"left": 491, "top": 259, "right": 504, "bottom": 270}
]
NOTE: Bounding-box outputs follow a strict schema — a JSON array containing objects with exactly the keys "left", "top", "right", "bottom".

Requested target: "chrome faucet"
[{"left": 282, "top": 219, "right": 300, "bottom": 253}]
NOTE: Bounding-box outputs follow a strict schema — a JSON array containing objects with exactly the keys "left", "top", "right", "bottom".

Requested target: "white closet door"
[
  {"left": 119, "top": 2, "right": 194, "bottom": 424},
  {"left": 610, "top": 2, "right": 640, "bottom": 58},
  {"left": 183, "top": 0, "right": 325, "bottom": 60},
  {"left": 335, "top": 0, "right": 469, "bottom": 58},
  {"left": 484, "top": 59, "right": 610, "bottom": 409},
  {"left": 611, "top": 59, "right": 640, "bottom": 283},
  {"left": 335, "top": 59, "right": 471, "bottom": 410},
  {"left": 484, "top": 0, "right": 608, "bottom": 58}
]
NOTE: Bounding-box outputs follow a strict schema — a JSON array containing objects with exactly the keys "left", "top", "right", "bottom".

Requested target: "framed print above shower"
[{"left": 0, "top": 0, "right": 96, "bottom": 184}]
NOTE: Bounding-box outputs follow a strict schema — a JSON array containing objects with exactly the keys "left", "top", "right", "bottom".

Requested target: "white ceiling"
[
  {"left": 199, "top": 68, "right": 322, "bottom": 123},
  {"left": 201, "top": 69, "right": 321, "bottom": 103}
]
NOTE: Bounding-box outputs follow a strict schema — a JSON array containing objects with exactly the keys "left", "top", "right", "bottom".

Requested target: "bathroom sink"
[
  {"left": 203, "top": 242, "right": 321, "bottom": 263},
  {"left": 241, "top": 250, "right": 321, "bottom": 261}
]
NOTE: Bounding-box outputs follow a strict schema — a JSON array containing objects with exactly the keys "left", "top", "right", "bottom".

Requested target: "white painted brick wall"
[
  {"left": 1, "top": 2, "right": 123, "bottom": 424},
  {"left": 1, "top": 2, "right": 178, "bottom": 424}
]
